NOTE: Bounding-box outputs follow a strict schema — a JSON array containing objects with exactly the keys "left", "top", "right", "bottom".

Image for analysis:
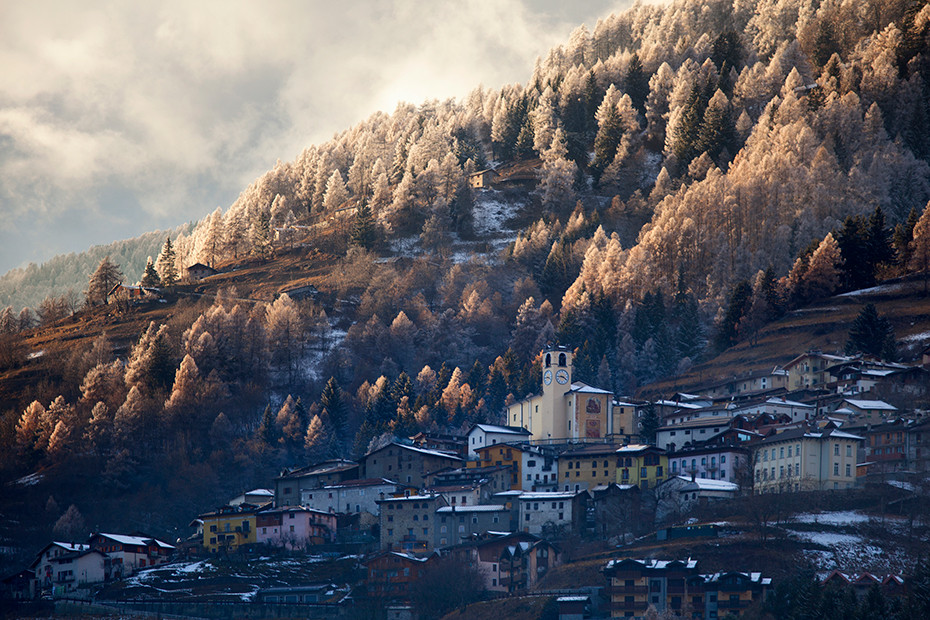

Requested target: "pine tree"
[
  {"left": 624, "top": 52, "right": 650, "bottom": 112},
  {"left": 846, "top": 303, "right": 897, "bottom": 360},
  {"left": 351, "top": 200, "right": 377, "bottom": 249},
  {"left": 140, "top": 257, "right": 161, "bottom": 288},
  {"left": 320, "top": 377, "right": 348, "bottom": 452},
  {"left": 156, "top": 237, "right": 179, "bottom": 286},
  {"left": 715, "top": 281, "right": 752, "bottom": 351},
  {"left": 86, "top": 255, "right": 124, "bottom": 306},
  {"left": 250, "top": 208, "right": 273, "bottom": 260}
]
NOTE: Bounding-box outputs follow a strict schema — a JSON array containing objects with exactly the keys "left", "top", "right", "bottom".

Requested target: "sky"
[{"left": 0, "top": 0, "right": 634, "bottom": 275}]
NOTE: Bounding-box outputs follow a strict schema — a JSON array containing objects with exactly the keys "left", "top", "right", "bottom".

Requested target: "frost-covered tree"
[
  {"left": 139, "top": 257, "right": 161, "bottom": 288},
  {"left": 155, "top": 237, "right": 179, "bottom": 287},
  {"left": 323, "top": 169, "right": 349, "bottom": 212},
  {"left": 86, "top": 255, "right": 124, "bottom": 306}
]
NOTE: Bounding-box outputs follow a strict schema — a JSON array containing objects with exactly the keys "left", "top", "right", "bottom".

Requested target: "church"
[{"left": 506, "top": 346, "right": 630, "bottom": 442}]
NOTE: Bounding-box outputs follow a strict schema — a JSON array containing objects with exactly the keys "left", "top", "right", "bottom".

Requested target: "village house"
[
  {"left": 784, "top": 350, "right": 852, "bottom": 390},
  {"left": 469, "top": 442, "right": 525, "bottom": 489},
  {"left": 444, "top": 532, "right": 561, "bottom": 592},
  {"left": 255, "top": 506, "right": 336, "bottom": 549},
  {"left": 467, "top": 168, "right": 497, "bottom": 189},
  {"left": 228, "top": 488, "right": 274, "bottom": 506},
  {"left": 274, "top": 459, "right": 360, "bottom": 507},
  {"left": 363, "top": 550, "right": 437, "bottom": 600},
  {"left": 423, "top": 464, "right": 512, "bottom": 498},
  {"left": 186, "top": 262, "right": 217, "bottom": 280},
  {"left": 435, "top": 504, "right": 509, "bottom": 547},
  {"left": 730, "top": 397, "right": 815, "bottom": 423},
  {"left": 300, "top": 478, "right": 400, "bottom": 525},
  {"left": 615, "top": 445, "right": 668, "bottom": 491},
  {"left": 377, "top": 493, "right": 448, "bottom": 554},
  {"left": 590, "top": 483, "right": 642, "bottom": 540},
  {"left": 667, "top": 444, "right": 749, "bottom": 484},
  {"left": 612, "top": 400, "right": 643, "bottom": 437},
  {"left": 655, "top": 476, "right": 740, "bottom": 523},
  {"left": 697, "top": 367, "right": 790, "bottom": 398},
  {"left": 517, "top": 490, "right": 588, "bottom": 536},
  {"left": 753, "top": 423, "right": 862, "bottom": 492},
  {"left": 197, "top": 505, "right": 261, "bottom": 553},
  {"left": 656, "top": 416, "right": 737, "bottom": 452},
  {"left": 359, "top": 442, "right": 462, "bottom": 488},
  {"left": 466, "top": 423, "right": 531, "bottom": 458},
  {"left": 30, "top": 542, "right": 106, "bottom": 597},
  {"left": 558, "top": 442, "right": 626, "bottom": 492},
  {"left": 88, "top": 533, "right": 174, "bottom": 578},
  {"left": 603, "top": 558, "right": 771, "bottom": 619},
  {"left": 518, "top": 444, "right": 560, "bottom": 491},
  {"left": 907, "top": 419, "right": 930, "bottom": 471},
  {"left": 837, "top": 398, "right": 898, "bottom": 424},
  {"left": 409, "top": 431, "right": 467, "bottom": 456},
  {"left": 857, "top": 419, "right": 909, "bottom": 474}
]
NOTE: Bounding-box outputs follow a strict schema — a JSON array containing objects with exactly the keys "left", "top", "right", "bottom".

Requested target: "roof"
[
  {"left": 278, "top": 460, "right": 359, "bottom": 479},
  {"left": 518, "top": 491, "right": 580, "bottom": 500},
  {"left": 562, "top": 443, "right": 626, "bottom": 457},
  {"left": 657, "top": 416, "right": 737, "bottom": 431},
  {"left": 604, "top": 558, "right": 698, "bottom": 570},
  {"left": 616, "top": 444, "right": 665, "bottom": 454},
  {"left": 841, "top": 399, "right": 897, "bottom": 411},
  {"left": 377, "top": 494, "right": 442, "bottom": 503},
  {"left": 470, "top": 424, "right": 531, "bottom": 436},
  {"left": 567, "top": 381, "right": 612, "bottom": 395},
  {"left": 94, "top": 533, "right": 175, "bottom": 549},
  {"left": 757, "top": 426, "right": 863, "bottom": 446},
  {"left": 436, "top": 505, "right": 507, "bottom": 513},
  {"left": 320, "top": 478, "right": 397, "bottom": 489},
  {"left": 671, "top": 476, "right": 739, "bottom": 492},
  {"left": 369, "top": 442, "right": 462, "bottom": 461}
]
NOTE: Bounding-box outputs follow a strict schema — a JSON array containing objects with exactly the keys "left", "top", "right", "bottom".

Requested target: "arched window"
[
  {"left": 558, "top": 353, "right": 566, "bottom": 366},
  {"left": 545, "top": 353, "right": 551, "bottom": 367}
]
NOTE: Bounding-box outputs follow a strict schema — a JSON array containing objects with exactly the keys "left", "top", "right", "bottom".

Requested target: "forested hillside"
[{"left": 2, "top": 0, "right": 930, "bottom": 568}]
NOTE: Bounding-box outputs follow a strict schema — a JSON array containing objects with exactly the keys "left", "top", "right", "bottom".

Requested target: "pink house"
[{"left": 255, "top": 506, "right": 337, "bottom": 549}]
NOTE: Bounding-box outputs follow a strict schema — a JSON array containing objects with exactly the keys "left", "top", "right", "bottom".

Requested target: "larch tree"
[
  {"left": 323, "top": 169, "right": 349, "bottom": 212},
  {"left": 86, "top": 255, "right": 124, "bottom": 306},
  {"left": 155, "top": 237, "right": 179, "bottom": 287},
  {"left": 908, "top": 203, "right": 930, "bottom": 282},
  {"left": 804, "top": 232, "right": 844, "bottom": 299},
  {"left": 15, "top": 400, "right": 44, "bottom": 455},
  {"left": 53, "top": 505, "right": 86, "bottom": 542}
]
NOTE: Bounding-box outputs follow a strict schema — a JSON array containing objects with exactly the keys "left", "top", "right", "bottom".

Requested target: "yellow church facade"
[{"left": 506, "top": 347, "right": 624, "bottom": 442}]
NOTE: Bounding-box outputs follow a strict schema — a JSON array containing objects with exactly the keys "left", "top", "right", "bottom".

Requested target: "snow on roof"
[
  {"left": 378, "top": 494, "right": 440, "bottom": 502},
  {"left": 493, "top": 490, "right": 524, "bottom": 496},
  {"left": 322, "top": 478, "right": 397, "bottom": 489},
  {"left": 613, "top": 400, "right": 639, "bottom": 407},
  {"left": 674, "top": 476, "right": 739, "bottom": 491},
  {"left": 245, "top": 489, "right": 274, "bottom": 496},
  {"left": 842, "top": 399, "right": 897, "bottom": 410},
  {"left": 518, "top": 491, "right": 579, "bottom": 500},
  {"left": 472, "top": 424, "right": 530, "bottom": 435},
  {"left": 765, "top": 398, "right": 813, "bottom": 408},
  {"left": 568, "top": 382, "right": 612, "bottom": 395},
  {"left": 656, "top": 400, "right": 705, "bottom": 409},
  {"left": 389, "top": 442, "right": 462, "bottom": 460},
  {"left": 97, "top": 533, "right": 175, "bottom": 549},
  {"left": 616, "top": 444, "right": 656, "bottom": 453},
  {"left": 605, "top": 558, "right": 697, "bottom": 570},
  {"left": 52, "top": 542, "right": 88, "bottom": 552},
  {"left": 557, "top": 596, "right": 590, "bottom": 602},
  {"left": 436, "top": 505, "right": 507, "bottom": 513}
]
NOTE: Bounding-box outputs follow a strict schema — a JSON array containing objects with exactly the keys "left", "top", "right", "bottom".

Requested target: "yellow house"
[
  {"left": 616, "top": 445, "right": 668, "bottom": 491},
  {"left": 470, "top": 444, "right": 524, "bottom": 489},
  {"left": 199, "top": 505, "right": 261, "bottom": 553},
  {"left": 558, "top": 443, "right": 624, "bottom": 492}
]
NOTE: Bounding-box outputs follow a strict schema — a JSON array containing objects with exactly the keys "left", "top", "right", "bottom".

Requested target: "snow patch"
[
  {"left": 902, "top": 331, "right": 930, "bottom": 343},
  {"left": 793, "top": 511, "right": 871, "bottom": 526},
  {"left": 839, "top": 283, "right": 906, "bottom": 297},
  {"left": 13, "top": 473, "right": 42, "bottom": 486}
]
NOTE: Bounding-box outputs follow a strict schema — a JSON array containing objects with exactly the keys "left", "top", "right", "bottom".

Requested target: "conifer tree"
[
  {"left": 908, "top": 203, "right": 930, "bottom": 282},
  {"left": 86, "top": 255, "right": 124, "bottom": 306},
  {"left": 156, "top": 237, "right": 179, "bottom": 286},
  {"left": 140, "top": 257, "right": 161, "bottom": 288},
  {"left": 845, "top": 303, "right": 897, "bottom": 361},
  {"left": 250, "top": 208, "right": 273, "bottom": 260},
  {"left": 624, "top": 52, "right": 650, "bottom": 112},
  {"left": 351, "top": 200, "right": 377, "bottom": 249}
]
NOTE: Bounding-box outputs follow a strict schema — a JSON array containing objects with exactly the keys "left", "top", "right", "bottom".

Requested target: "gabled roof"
[
  {"left": 469, "top": 424, "right": 531, "bottom": 436},
  {"left": 93, "top": 533, "right": 175, "bottom": 549},
  {"left": 365, "top": 441, "right": 462, "bottom": 461},
  {"left": 840, "top": 399, "right": 897, "bottom": 411},
  {"left": 567, "top": 381, "right": 612, "bottom": 395},
  {"left": 436, "top": 505, "right": 507, "bottom": 513}
]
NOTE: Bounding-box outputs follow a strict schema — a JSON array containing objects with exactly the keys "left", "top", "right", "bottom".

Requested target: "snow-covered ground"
[
  {"left": 792, "top": 510, "right": 872, "bottom": 526},
  {"left": 785, "top": 510, "right": 911, "bottom": 573},
  {"left": 838, "top": 282, "right": 907, "bottom": 297}
]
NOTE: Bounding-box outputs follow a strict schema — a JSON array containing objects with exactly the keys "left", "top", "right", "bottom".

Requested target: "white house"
[
  {"left": 31, "top": 542, "right": 103, "bottom": 596},
  {"left": 466, "top": 424, "right": 531, "bottom": 458},
  {"left": 731, "top": 397, "right": 815, "bottom": 423},
  {"left": 301, "top": 478, "right": 399, "bottom": 524},
  {"left": 519, "top": 446, "right": 559, "bottom": 491},
  {"left": 667, "top": 445, "right": 748, "bottom": 483},
  {"left": 435, "top": 505, "right": 510, "bottom": 547},
  {"left": 517, "top": 491, "right": 586, "bottom": 536},
  {"left": 656, "top": 476, "right": 739, "bottom": 522},
  {"left": 656, "top": 416, "right": 735, "bottom": 452}
]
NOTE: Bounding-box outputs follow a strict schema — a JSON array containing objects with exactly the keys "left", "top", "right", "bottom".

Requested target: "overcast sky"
[{"left": 0, "top": 0, "right": 635, "bottom": 275}]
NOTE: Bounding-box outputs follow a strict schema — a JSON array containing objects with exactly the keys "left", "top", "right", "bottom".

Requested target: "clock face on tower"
[
  {"left": 544, "top": 370, "right": 552, "bottom": 385},
  {"left": 556, "top": 369, "right": 569, "bottom": 385}
]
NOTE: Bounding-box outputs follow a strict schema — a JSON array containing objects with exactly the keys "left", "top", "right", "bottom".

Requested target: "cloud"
[{"left": 0, "top": 0, "right": 625, "bottom": 274}]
